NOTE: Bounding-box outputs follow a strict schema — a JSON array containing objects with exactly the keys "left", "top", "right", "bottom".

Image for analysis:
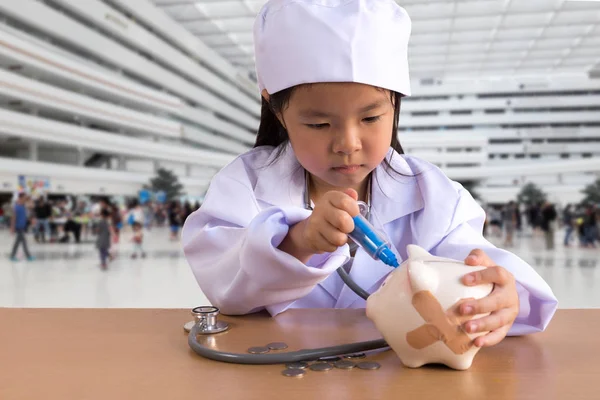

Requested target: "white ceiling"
[{"left": 152, "top": 0, "right": 600, "bottom": 81}]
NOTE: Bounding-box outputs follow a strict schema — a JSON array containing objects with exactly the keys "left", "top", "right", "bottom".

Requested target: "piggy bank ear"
[
  {"left": 406, "top": 245, "right": 441, "bottom": 293},
  {"left": 406, "top": 244, "right": 435, "bottom": 262},
  {"left": 408, "top": 260, "right": 440, "bottom": 293}
]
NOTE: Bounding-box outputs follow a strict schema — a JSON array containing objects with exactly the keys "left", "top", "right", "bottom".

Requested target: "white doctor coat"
[{"left": 182, "top": 144, "right": 558, "bottom": 335}]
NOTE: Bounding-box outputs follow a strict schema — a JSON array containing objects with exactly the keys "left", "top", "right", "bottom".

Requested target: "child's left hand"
[{"left": 459, "top": 249, "right": 520, "bottom": 348}]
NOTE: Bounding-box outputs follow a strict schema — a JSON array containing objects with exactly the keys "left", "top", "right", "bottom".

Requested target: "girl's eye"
[
  {"left": 363, "top": 116, "right": 381, "bottom": 123},
  {"left": 306, "top": 123, "right": 329, "bottom": 129}
]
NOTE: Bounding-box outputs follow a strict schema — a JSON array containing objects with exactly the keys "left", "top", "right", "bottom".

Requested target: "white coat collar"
[{"left": 254, "top": 143, "right": 424, "bottom": 225}]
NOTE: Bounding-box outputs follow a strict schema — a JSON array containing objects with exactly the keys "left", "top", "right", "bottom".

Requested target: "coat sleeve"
[
  {"left": 429, "top": 184, "right": 558, "bottom": 335},
  {"left": 181, "top": 173, "right": 349, "bottom": 316}
]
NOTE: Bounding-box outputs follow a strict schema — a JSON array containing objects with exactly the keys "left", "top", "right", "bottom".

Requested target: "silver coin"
[
  {"left": 267, "top": 342, "right": 288, "bottom": 350},
  {"left": 247, "top": 346, "right": 270, "bottom": 354},
  {"left": 343, "top": 353, "right": 366, "bottom": 359},
  {"left": 334, "top": 360, "right": 356, "bottom": 369},
  {"left": 282, "top": 368, "right": 305, "bottom": 378},
  {"left": 286, "top": 362, "right": 309, "bottom": 370},
  {"left": 309, "top": 362, "right": 333, "bottom": 372},
  {"left": 318, "top": 356, "right": 341, "bottom": 362},
  {"left": 357, "top": 361, "right": 381, "bottom": 370},
  {"left": 183, "top": 321, "right": 195, "bottom": 333}
]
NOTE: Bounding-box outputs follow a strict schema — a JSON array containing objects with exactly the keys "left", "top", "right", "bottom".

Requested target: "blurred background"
[{"left": 0, "top": 0, "right": 599, "bottom": 310}]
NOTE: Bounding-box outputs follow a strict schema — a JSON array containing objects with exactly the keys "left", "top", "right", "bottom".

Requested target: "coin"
[
  {"left": 282, "top": 368, "right": 306, "bottom": 378},
  {"left": 309, "top": 362, "right": 333, "bottom": 372},
  {"left": 318, "top": 356, "right": 341, "bottom": 362},
  {"left": 334, "top": 360, "right": 356, "bottom": 369},
  {"left": 267, "top": 342, "right": 288, "bottom": 350},
  {"left": 286, "top": 362, "right": 309, "bottom": 370},
  {"left": 357, "top": 361, "right": 381, "bottom": 370},
  {"left": 183, "top": 321, "right": 195, "bottom": 333},
  {"left": 247, "top": 346, "right": 270, "bottom": 354},
  {"left": 343, "top": 353, "right": 366, "bottom": 359}
]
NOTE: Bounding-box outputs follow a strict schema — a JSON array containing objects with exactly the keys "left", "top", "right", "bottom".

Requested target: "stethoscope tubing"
[{"left": 188, "top": 324, "right": 388, "bottom": 364}]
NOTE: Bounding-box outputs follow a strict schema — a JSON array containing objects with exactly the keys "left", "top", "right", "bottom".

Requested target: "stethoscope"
[{"left": 186, "top": 171, "right": 390, "bottom": 364}]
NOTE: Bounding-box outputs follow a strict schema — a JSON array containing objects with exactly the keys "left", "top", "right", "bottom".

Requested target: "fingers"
[
  {"left": 462, "top": 307, "right": 517, "bottom": 335},
  {"left": 305, "top": 220, "right": 348, "bottom": 251},
  {"left": 473, "top": 325, "right": 511, "bottom": 348},
  {"left": 325, "top": 208, "right": 355, "bottom": 234},
  {"left": 316, "top": 231, "right": 339, "bottom": 253},
  {"left": 464, "top": 248, "right": 495, "bottom": 267},
  {"left": 460, "top": 292, "right": 500, "bottom": 316},
  {"left": 328, "top": 191, "right": 360, "bottom": 217},
  {"left": 462, "top": 265, "right": 514, "bottom": 286},
  {"left": 321, "top": 221, "right": 349, "bottom": 247},
  {"left": 344, "top": 188, "right": 358, "bottom": 201},
  {"left": 460, "top": 283, "right": 518, "bottom": 317}
]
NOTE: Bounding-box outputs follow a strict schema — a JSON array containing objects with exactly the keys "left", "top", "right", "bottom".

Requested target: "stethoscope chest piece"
[{"left": 184, "top": 306, "right": 230, "bottom": 334}]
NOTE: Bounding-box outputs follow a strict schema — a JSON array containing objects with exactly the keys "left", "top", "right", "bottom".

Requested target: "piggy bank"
[{"left": 366, "top": 244, "right": 493, "bottom": 370}]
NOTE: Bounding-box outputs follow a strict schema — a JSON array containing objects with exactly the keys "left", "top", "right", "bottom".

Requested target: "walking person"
[
  {"left": 130, "top": 221, "right": 146, "bottom": 259},
  {"left": 168, "top": 201, "right": 181, "bottom": 241},
  {"left": 582, "top": 205, "right": 598, "bottom": 248},
  {"left": 111, "top": 204, "right": 123, "bottom": 245},
  {"left": 96, "top": 208, "right": 113, "bottom": 270},
  {"left": 33, "top": 197, "right": 51, "bottom": 243},
  {"left": 563, "top": 204, "right": 575, "bottom": 247},
  {"left": 540, "top": 202, "right": 557, "bottom": 250},
  {"left": 503, "top": 201, "right": 518, "bottom": 247},
  {"left": 487, "top": 206, "right": 502, "bottom": 237},
  {"left": 10, "top": 193, "right": 35, "bottom": 262}
]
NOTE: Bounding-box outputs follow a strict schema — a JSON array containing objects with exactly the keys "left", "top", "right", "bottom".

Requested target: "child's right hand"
[
  {"left": 302, "top": 189, "right": 360, "bottom": 254},
  {"left": 278, "top": 189, "right": 360, "bottom": 262}
]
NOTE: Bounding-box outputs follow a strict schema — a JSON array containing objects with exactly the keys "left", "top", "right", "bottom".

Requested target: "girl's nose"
[{"left": 332, "top": 127, "right": 362, "bottom": 155}]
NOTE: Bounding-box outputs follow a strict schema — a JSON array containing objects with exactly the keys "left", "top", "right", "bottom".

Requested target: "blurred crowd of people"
[
  {"left": 484, "top": 201, "right": 600, "bottom": 250},
  {"left": 1, "top": 193, "right": 201, "bottom": 267},
  {"left": 4, "top": 191, "right": 599, "bottom": 266}
]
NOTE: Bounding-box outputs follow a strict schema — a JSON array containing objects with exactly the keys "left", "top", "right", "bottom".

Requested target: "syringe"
[{"left": 348, "top": 202, "right": 399, "bottom": 268}]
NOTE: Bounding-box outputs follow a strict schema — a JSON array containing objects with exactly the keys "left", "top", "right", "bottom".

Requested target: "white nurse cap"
[{"left": 253, "top": 0, "right": 412, "bottom": 97}]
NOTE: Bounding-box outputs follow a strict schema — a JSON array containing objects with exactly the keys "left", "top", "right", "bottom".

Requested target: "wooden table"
[{"left": 0, "top": 308, "right": 596, "bottom": 400}]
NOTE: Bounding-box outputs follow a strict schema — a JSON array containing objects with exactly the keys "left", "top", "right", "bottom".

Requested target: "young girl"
[
  {"left": 131, "top": 221, "right": 146, "bottom": 259},
  {"left": 182, "top": 0, "right": 557, "bottom": 348}
]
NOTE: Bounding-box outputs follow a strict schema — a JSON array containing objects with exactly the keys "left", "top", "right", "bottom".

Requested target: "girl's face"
[{"left": 280, "top": 82, "right": 394, "bottom": 195}]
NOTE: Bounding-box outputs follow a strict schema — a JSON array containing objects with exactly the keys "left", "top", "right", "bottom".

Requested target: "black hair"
[
  {"left": 101, "top": 208, "right": 110, "bottom": 218},
  {"left": 254, "top": 85, "right": 407, "bottom": 177},
  {"left": 133, "top": 221, "right": 142, "bottom": 228}
]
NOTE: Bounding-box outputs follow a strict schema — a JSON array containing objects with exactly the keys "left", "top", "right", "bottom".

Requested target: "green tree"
[
  {"left": 581, "top": 178, "right": 600, "bottom": 205},
  {"left": 146, "top": 168, "right": 185, "bottom": 202},
  {"left": 517, "top": 182, "right": 547, "bottom": 205}
]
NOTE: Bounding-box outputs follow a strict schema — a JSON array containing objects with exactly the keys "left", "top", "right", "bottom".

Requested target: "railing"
[
  {"left": 0, "top": 68, "right": 248, "bottom": 153},
  {"left": 52, "top": 0, "right": 260, "bottom": 115},
  {"left": 0, "top": 108, "right": 236, "bottom": 168},
  {"left": 0, "top": 1, "right": 258, "bottom": 129},
  {"left": 0, "top": 26, "right": 255, "bottom": 144}
]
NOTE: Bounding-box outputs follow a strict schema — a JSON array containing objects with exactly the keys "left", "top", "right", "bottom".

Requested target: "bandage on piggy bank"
[{"left": 366, "top": 244, "right": 493, "bottom": 370}]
